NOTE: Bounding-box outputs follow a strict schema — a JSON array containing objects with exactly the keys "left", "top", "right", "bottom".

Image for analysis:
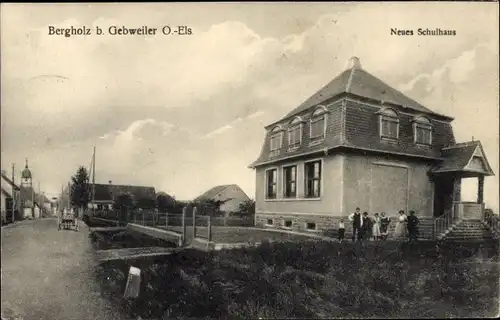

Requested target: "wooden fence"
[{"left": 92, "top": 207, "right": 255, "bottom": 245}]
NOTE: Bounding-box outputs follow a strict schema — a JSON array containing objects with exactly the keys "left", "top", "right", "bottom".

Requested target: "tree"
[
  {"left": 114, "top": 193, "right": 135, "bottom": 211},
  {"left": 238, "top": 199, "right": 256, "bottom": 217},
  {"left": 114, "top": 193, "right": 135, "bottom": 223},
  {"left": 70, "top": 166, "right": 90, "bottom": 213}
]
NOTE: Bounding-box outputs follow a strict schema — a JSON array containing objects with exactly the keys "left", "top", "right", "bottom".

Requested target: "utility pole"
[
  {"left": 60, "top": 184, "right": 63, "bottom": 212},
  {"left": 32, "top": 180, "right": 36, "bottom": 219},
  {"left": 68, "top": 181, "right": 71, "bottom": 213},
  {"left": 92, "top": 146, "right": 96, "bottom": 217},
  {"left": 12, "top": 163, "right": 16, "bottom": 222}
]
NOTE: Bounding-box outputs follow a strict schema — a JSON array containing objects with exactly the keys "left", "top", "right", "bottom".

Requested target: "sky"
[{"left": 1, "top": 3, "right": 499, "bottom": 211}]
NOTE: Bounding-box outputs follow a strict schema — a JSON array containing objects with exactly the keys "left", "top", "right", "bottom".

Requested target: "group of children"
[{"left": 337, "top": 208, "right": 420, "bottom": 242}]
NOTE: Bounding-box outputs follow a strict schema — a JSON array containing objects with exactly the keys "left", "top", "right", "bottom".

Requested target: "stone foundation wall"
[
  {"left": 256, "top": 213, "right": 345, "bottom": 234},
  {"left": 256, "top": 213, "right": 436, "bottom": 238}
]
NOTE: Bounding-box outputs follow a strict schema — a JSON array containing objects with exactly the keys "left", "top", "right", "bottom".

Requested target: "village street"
[{"left": 1, "top": 218, "right": 123, "bottom": 320}]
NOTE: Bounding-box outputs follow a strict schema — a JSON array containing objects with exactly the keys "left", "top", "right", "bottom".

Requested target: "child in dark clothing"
[
  {"left": 348, "top": 207, "right": 363, "bottom": 242},
  {"left": 380, "top": 212, "right": 391, "bottom": 240},
  {"left": 361, "top": 212, "right": 372, "bottom": 241},
  {"left": 407, "top": 210, "right": 420, "bottom": 243}
]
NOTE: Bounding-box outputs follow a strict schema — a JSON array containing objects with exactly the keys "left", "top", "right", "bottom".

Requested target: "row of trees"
[{"left": 68, "top": 166, "right": 256, "bottom": 216}]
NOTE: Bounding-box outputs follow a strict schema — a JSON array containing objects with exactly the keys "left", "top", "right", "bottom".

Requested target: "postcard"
[{"left": 1, "top": 2, "right": 498, "bottom": 319}]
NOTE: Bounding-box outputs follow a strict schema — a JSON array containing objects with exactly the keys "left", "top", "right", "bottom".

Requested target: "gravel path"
[{"left": 1, "top": 218, "right": 124, "bottom": 320}]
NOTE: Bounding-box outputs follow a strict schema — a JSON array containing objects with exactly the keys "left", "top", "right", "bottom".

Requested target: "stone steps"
[{"left": 441, "top": 219, "right": 496, "bottom": 242}]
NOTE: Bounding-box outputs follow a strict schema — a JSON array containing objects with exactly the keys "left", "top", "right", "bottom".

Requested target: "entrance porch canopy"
[
  {"left": 431, "top": 140, "right": 494, "bottom": 177},
  {"left": 430, "top": 140, "right": 494, "bottom": 219}
]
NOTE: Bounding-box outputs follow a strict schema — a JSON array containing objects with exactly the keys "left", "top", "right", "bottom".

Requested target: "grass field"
[{"left": 94, "top": 239, "right": 499, "bottom": 319}]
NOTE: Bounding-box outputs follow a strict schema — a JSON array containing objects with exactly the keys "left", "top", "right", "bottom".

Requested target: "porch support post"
[
  {"left": 451, "top": 176, "right": 461, "bottom": 221},
  {"left": 477, "top": 176, "right": 484, "bottom": 204},
  {"left": 452, "top": 177, "right": 461, "bottom": 202}
]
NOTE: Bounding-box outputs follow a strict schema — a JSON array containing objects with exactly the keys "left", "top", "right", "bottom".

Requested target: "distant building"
[
  {"left": 19, "top": 159, "right": 36, "bottom": 219},
  {"left": 194, "top": 184, "right": 251, "bottom": 215},
  {"left": 1, "top": 170, "right": 21, "bottom": 223},
  {"left": 89, "top": 181, "right": 156, "bottom": 210},
  {"left": 249, "top": 57, "right": 494, "bottom": 233},
  {"left": 35, "top": 193, "right": 52, "bottom": 216}
]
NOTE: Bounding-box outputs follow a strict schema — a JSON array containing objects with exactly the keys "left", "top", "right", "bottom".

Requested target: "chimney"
[{"left": 347, "top": 56, "right": 361, "bottom": 69}]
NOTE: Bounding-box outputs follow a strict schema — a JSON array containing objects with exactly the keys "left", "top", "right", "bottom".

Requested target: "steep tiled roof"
[
  {"left": 250, "top": 98, "right": 456, "bottom": 168},
  {"left": 109, "top": 184, "right": 156, "bottom": 200},
  {"left": 2, "top": 187, "right": 11, "bottom": 197},
  {"left": 250, "top": 58, "right": 457, "bottom": 168},
  {"left": 431, "top": 141, "right": 495, "bottom": 175},
  {"left": 194, "top": 184, "right": 249, "bottom": 202},
  {"left": 92, "top": 183, "right": 156, "bottom": 202},
  {"left": 93, "top": 184, "right": 113, "bottom": 201},
  {"left": 194, "top": 185, "right": 233, "bottom": 202},
  {"left": 342, "top": 99, "right": 454, "bottom": 158},
  {"left": 0, "top": 172, "right": 20, "bottom": 191},
  {"left": 280, "top": 57, "right": 451, "bottom": 123},
  {"left": 283, "top": 68, "right": 352, "bottom": 119}
]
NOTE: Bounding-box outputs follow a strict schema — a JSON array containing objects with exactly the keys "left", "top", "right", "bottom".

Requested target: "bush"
[{"left": 95, "top": 241, "right": 499, "bottom": 319}]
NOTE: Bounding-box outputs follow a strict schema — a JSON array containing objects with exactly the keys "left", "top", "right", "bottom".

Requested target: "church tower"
[{"left": 20, "top": 158, "right": 34, "bottom": 218}]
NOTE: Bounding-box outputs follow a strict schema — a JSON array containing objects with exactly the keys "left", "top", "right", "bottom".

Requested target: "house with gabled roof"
[
  {"left": 249, "top": 57, "right": 494, "bottom": 233},
  {"left": 1, "top": 170, "right": 21, "bottom": 223},
  {"left": 89, "top": 181, "right": 157, "bottom": 210},
  {"left": 194, "top": 184, "right": 251, "bottom": 215}
]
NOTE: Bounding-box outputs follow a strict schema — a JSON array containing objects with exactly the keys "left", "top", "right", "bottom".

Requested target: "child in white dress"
[
  {"left": 372, "top": 212, "right": 381, "bottom": 240},
  {"left": 338, "top": 219, "right": 345, "bottom": 242}
]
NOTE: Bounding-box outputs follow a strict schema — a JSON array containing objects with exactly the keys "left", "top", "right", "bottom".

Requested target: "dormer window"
[
  {"left": 310, "top": 106, "right": 328, "bottom": 143},
  {"left": 269, "top": 125, "right": 283, "bottom": 156},
  {"left": 412, "top": 116, "right": 432, "bottom": 145},
  {"left": 378, "top": 108, "right": 399, "bottom": 140},
  {"left": 288, "top": 117, "right": 303, "bottom": 150}
]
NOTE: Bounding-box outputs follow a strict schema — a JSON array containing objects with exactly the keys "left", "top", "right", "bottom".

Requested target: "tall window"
[
  {"left": 266, "top": 169, "right": 277, "bottom": 199},
  {"left": 378, "top": 108, "right": 399, "bottom": 140},
  {"left": 270, "top": 126, "right": 283, "bottom": 152},
  {"left": 288, "top": 117, "right": 303, "bottom": 149},
  {"left": 305, "top": 160, "right": 321, "bottom": 198},
  {"left": 283, "top": 165, "right": 297, "bottom": 198},
  {"left": 413, "top": 116, "right": 432, "bottom": 145},
  {"left": 310, "top": 106, "right": 327, "bottom": 141}
]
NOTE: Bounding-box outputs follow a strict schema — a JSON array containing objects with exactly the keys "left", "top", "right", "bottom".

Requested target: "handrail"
[{"left": 433, "top": 205, "right": 458, "bottom": 240}]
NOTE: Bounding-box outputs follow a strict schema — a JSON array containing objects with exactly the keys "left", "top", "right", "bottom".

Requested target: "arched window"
[
  {"left": 288, "top": 116, "right": 303, "bottom": 149},
  {"left": 269, "top": 125, "right": 283, "bottom": 153},
  {"left": 412, "top": 116, "right": 432, "bottom": 145},
  {"left": 271, "top": 125, "right": 283, "bottom": 133},
  {"left": 310, "top": 106, "right": 328, "bottom": 142},
  {"left": 378, "top": 108, "right": 399, "bottom": 140}
]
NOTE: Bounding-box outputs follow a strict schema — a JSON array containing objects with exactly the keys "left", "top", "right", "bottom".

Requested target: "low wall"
[
  {"left": 126, "top": 223, "right": 183, "bottom": 246},
  {"left": 256, "top": 213, "right": 343, "bottom": 233},
  {"left": 256, "top": 213, "right": 436, "bottom": 239},
  {"left": 457, "top": 202, "right": 484, "bottom": 220}
]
